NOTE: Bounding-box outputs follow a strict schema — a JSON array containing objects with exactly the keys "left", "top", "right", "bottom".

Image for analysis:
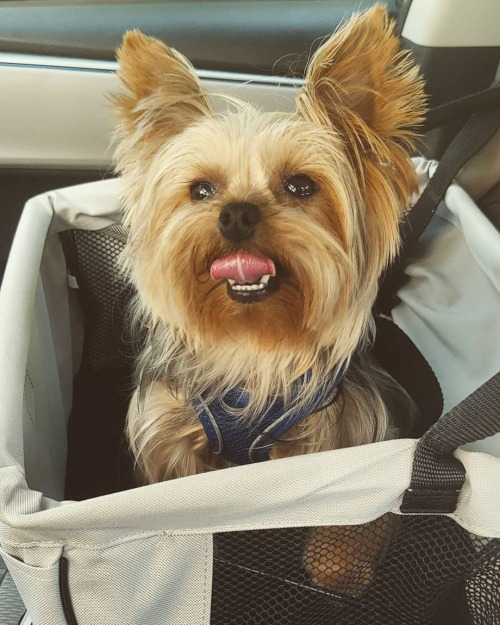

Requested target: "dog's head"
[{"left": 114, "top": 6, "right": 425, "bottom": 368}]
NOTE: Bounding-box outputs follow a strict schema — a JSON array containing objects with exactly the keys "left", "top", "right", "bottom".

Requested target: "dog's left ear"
[{"left": 297, "top": 5, "right": 425, "bottom": 156}]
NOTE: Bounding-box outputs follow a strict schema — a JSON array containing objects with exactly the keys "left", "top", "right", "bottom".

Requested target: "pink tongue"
[{"left": 210, "top": 253, "right": 276, "bottom": 283}]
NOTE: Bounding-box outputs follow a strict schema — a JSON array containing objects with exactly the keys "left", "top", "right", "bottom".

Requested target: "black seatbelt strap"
[
  {"left": 377, "top": 93, "right": 500, "bottom": 314},
  {"left": 401, "top": 107, "right": 500, "bottom": 256}
]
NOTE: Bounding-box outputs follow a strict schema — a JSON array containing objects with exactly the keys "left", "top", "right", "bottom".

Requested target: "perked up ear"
[
  {"left": 297, "top": 5, "right": 426, "bottom": 159},
  {"left": 114, "top": 30, "right": 213, "bottom": 156}
]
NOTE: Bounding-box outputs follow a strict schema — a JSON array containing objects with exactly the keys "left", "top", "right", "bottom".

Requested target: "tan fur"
[
  {"left": 114, "top": 6, "right": 425, "bottom": 482},
  {"left": 304, "top": 514, "right": 399, "bottom": 596},
  {"left": 127, "top": 382, "right": 226, "bottom": 483},
  {"left": 114, "top": 5, "right": 425, "bottom": 596}
]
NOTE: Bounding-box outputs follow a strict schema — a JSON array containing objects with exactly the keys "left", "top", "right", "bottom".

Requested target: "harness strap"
[{"left": 193, "top": 364, "right": 346, "bottom": 465}]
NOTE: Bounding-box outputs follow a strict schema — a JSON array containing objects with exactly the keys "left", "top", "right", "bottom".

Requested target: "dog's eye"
[
  {"left": 284, "top": 174, "right": 316, "bottom": 198},
  {"left": 190, "top": 181, "right": 216, "bottom": 201}
]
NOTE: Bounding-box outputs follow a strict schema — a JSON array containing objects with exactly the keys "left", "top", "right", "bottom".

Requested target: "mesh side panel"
[
  {"left": 211, "top": 516, "right": 500, "bottom": 625},
  {"left": 63, "top": 226, "right": 136, "bottom": 370},
  {"left": 466, "top": 539, "right": 500, "bottom": 625},
  {"left": 62, "top": 226, "right": 137, "bottom": 498}
]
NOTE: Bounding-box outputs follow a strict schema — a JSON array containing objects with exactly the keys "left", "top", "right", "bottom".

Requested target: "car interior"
[{"left": 0, "top": 0, "right": 499, "bottom": 622}]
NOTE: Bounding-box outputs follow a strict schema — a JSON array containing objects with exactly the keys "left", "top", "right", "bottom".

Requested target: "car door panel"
[{"left": 0, "top": 0, "right": 394, "bottom": 74}]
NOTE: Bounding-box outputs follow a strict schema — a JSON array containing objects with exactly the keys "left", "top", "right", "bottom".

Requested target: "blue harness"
[{"left": 192, "top": 365, "right": 346, "bottom": 465}]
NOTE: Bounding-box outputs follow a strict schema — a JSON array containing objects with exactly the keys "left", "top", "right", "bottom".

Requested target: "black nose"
[{"left": 219, "top": 202, "right": 261, "bottom": 242}]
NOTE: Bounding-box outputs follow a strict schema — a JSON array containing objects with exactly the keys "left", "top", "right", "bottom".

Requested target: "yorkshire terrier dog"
[{"left": 114, "top": 5, "right": 424, "bottom": 594}]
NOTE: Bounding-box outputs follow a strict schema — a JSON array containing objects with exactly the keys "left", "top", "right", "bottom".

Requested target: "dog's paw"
[{"left": 304, "top": 515, "right": 396, "bottom": 597}]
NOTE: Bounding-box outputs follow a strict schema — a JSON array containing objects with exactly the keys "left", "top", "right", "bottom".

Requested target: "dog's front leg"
[
  {"left": 304, "top": 515, "right": 397, "bottom": 596},
  {"left": 127, "top": 380, "right": 221, "bottom": 483}
]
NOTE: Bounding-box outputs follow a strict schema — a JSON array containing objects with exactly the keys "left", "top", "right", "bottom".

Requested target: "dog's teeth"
[
  {"left": 229, "top": 279, "right": 268, "bottom": 293},
  {"left": 259, "top": 274, "right": 271, "bottom": 286}
]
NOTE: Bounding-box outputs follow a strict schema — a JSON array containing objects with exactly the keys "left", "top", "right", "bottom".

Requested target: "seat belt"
[{"left": 376, "top": 86, "right": 500, "bottom": 314}]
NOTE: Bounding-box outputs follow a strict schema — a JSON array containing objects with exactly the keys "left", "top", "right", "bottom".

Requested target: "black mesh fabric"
[
  {"left": 62, "top": 226, "right": 137, "bottom": 499},
  {"left": 62, "top": 226, "right": 135, "bottom": 370},
  {"left": 60, "top": 227, "right": 500, "bottom": 621},
  {"left": 212, "top": 516, "right": 500, "bottom": 625}
]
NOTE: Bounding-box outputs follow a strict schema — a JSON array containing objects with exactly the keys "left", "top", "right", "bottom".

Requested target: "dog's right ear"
[{"left": 114, "top": 31, "right": 213, "bottom": 147}]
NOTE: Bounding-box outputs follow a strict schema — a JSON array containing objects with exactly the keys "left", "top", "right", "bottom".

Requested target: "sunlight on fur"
[{"left": 113, "top": 5, "right": 425, "bottom": 486}]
